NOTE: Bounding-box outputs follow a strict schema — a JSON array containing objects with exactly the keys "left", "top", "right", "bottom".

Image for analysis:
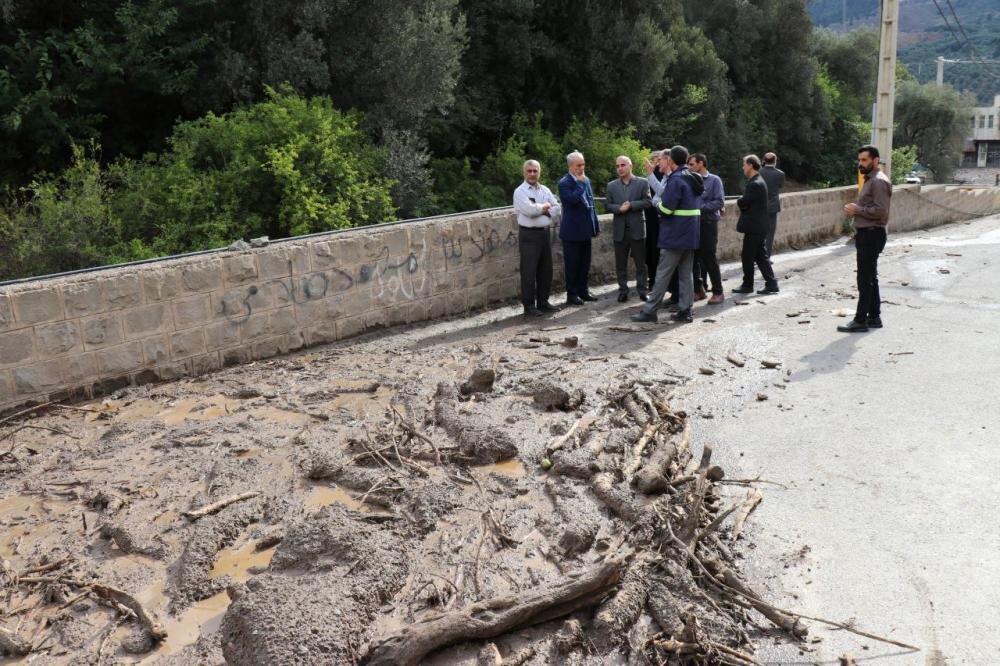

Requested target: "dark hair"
[
  {"left": 858, "top": 144, "right": 879, "bottom": 159},
  {"left": 763, "top": 152, "right": 777, "bottom": 165},
  {"left": 691, "top": 153, "right": 708, "bottom": 168},
  {"left": 669, "top": 145, "right": 689, "bottom": 166},
  {"left": 743, "top": 154, "right": 761, "bottom": 170}
]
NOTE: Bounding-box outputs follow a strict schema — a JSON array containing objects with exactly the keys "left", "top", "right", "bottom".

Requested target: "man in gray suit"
[
  {"left": 605, "top": 156, "right": 652, "bottom": 302},
  {"left": 760, "top": 152, "right": 785, "bottom": 259}
]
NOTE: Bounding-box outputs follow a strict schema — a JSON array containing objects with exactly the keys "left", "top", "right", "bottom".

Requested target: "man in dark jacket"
[
  {"left": 558, "top": 151, "right": 600, "bottom": 305},
  {"left": 733, "top": 154, "right": 779, "bottom": 295},
  {"left": 760, "top": 152, "right": 785, "bottom": 259},
  {"left": 631, "top": 145, "right": 703, "bottom": 323},
  {"left": 687, "top": 153, "right": 725, "bottom": 304}
]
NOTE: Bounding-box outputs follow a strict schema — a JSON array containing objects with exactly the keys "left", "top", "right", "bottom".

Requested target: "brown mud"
[{"left": 0, "top": 312, "right": 803, "bottom": 665}]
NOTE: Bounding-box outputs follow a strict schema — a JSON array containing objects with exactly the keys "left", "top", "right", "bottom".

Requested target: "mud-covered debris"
[
  {"left": 559, "top": 518, "right": 599, "bottom": 557},
  {"left": 100, "top": 517, "right": 168, "bottom": 559},
  {"left": 532, "top": 383, "right": 585, "bottom": 411},
  {"left": 434, "top": 383, "right": 518, "bottom": 463},
  {"left": 554, "top": 618, "right": 585, "bottom": 654},
  {"left": 561, "top": 336, "right": 579, "bottom": 348},
  {"left": 761, "top": 359, "right": 782, "bottom": 369},
  {"left": 726, "top": 353, "right": 746, "bottom": 368},
  {"left": 756, "top": 393, "right": 768, "bottom": 401},
  {"left": 459, "top": 368, "right": 496, "bottom": 396},
  {"left": 698, "top": 367, "right": 715, "bottom": 375}
]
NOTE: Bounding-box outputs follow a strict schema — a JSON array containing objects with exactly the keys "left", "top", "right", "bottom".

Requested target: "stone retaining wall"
[{"left": 1, "top": 184, "right": 998, "bottom": 412}]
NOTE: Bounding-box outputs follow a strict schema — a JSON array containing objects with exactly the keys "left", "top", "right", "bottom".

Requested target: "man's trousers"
[
  {"left": 519, "top": 226, "right": 552, "bottom": 307},
  {"left": 740, "top": 233, "right": 776, "bottom": 288},
  {"left": 854, "top": 227, "right": 887, "bottom": 322},
  {"left": 643, "top": 249, "right": 694, "bottom": 314},
  {"left": 614, "top": 237, "right": 647, "bottom": 296},
  {"left": 562, "top": 239, "right": 592, "bottom": 299},
  {"left": 765, "top": 212, "right": 779, "bottom": 258}
]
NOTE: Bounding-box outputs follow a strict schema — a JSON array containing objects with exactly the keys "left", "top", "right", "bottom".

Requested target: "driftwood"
[
  {"left": 546, "top": 411, "right": 597, "bottom": 454},
  {"left": 89, "top": 583, "right": 167, "bottom": 641},
  {"left": 591, "top": 559, "right": 650, "bottom": 650},
  {"left": 731, "top": 488, "right": 763, "bottom": 541},
  {"left": 182, "top": 491, "right": 260, "bottom": 520},
  {"left": 363, "top": 555, "right": 626, "bottom": 666}
]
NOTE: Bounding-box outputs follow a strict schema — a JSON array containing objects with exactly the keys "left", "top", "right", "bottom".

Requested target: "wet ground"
[{"left": 2, "top": 213, "right": 999, "bottom": 664}]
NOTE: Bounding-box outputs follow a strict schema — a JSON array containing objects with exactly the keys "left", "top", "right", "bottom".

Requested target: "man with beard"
[{"left": 838, "top": 144, "right": 892, "bottom": 332}]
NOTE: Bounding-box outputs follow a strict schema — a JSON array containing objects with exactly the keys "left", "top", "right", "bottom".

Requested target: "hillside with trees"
[
  {"left": 0, "top": 0, "right": 969, "bottom": 280},
  {"left": 808, "top": 0, "right": 1000, "bottom": 103}
]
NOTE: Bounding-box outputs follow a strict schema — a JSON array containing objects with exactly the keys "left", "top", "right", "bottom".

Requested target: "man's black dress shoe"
[
  {"left": 867, "top": 317, "right": 883, "bottom": 329},
  {"left": 837, "top": 319, "right": 869, "bottom": 333},
  {"left": 732, "top": 285, "right": 754, "bottom": 294},
  {"left": 523, "top": 306, "right": 544, "bottom": 317},
  {"left": 756, "top": 284, "right": 779, "bottom": 295},
  {"left": 617, "top": 292, "right": 628, "bottom": 303},
  {"left": 638, "top": 292, "right": 648, "bottom": 302},
  {"left": 566, "top": 296, "right": 585, "bottom": 306},
  {"left": 670, "top": 309, "right": 693, "bottom": 323},
  {"left": 580, "top": 293, "right": 598, "bottom": 302},
  {"left": 537, "top": 301, "right": 559, "bottom": 313},
  {"left": 630, "top": 311, "right": 657, "bottom": 323}
]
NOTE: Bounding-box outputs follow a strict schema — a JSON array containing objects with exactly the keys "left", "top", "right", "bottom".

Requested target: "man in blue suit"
[{"left": 558, "top": 151, "right": 600, "bottom": 306}]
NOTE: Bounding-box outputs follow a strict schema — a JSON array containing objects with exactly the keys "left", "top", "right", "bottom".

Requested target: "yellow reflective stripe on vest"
[{"left": 658, "top": 202, "right": 700, "bottom": 216}]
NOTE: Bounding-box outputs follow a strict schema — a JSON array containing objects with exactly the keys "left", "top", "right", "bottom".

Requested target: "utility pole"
[
  {"left": 936, "top": 56, "right": 945, "bottom": 86},
  {"left": 874, "top": 0, "right": 900, "bottom": 175}
]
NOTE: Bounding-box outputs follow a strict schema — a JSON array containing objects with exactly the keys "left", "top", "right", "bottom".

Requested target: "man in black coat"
[
  {"left": 732, "top": 155, "right": 779, "bottom": 295},
  {"left": 760, "top": 152, "right": 785, "bottom": 259}
]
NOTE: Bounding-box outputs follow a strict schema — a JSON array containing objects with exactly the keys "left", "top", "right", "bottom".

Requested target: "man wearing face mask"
[{"left": 839, "top": 144, "right": 892, "bottom": 332}]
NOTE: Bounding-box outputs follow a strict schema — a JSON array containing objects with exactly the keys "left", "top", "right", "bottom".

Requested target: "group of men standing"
[{"left": 512, "top": 144, "right": 890, "bottom": 332}]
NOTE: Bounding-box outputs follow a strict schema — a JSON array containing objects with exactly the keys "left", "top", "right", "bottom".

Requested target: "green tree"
[
  {"left": 894, "top": 81, "right": 971, "bottom": 183},
  {"left": 111, "top": 88, "right": 395, "bottom": 256},
  {"left": 0, "top": 144, "right": 124, "bottom": 280},
  {"left": 0, "top": 0, "right": 216, "bottom": 183}
]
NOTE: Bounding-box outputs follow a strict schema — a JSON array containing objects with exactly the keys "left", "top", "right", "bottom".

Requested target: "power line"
[{"left": 932, "top": 0, "right": 1000, "bottom": 82}]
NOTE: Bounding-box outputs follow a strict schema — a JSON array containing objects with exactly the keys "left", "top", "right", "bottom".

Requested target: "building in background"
[{"left": 964, "top": 94, "right": 1000, "bottom": 168}]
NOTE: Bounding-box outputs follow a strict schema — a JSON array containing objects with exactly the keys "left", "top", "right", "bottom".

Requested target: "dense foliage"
[{"left": 0, "top": 0, "right": 973, "bottom": 280}]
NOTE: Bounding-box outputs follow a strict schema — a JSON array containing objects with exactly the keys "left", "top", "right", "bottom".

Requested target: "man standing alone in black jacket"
[{"left": 732, "top": 155, "right": 779, "bottom": 295}]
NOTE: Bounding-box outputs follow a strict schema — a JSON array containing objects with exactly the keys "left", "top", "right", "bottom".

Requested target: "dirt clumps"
[
  {"left": 460, "top": 368, "right": 496, "bottom": 395},
  {"left": 222, "top": 505, "right": 409, "bottom": 664}
]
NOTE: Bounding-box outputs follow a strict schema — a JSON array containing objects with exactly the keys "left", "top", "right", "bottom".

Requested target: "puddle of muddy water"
[
  {"left": 476, "top": 459, "right": 528, "bottom": 478},
  {"left": 135, "top": 582, "right": 229, "bottom": 663},
  {"left": 210, "top": 542, "right": 276, "bottom": 583},
  {"left": 304, "top": 484, "right": 375, "bottom": 512}
]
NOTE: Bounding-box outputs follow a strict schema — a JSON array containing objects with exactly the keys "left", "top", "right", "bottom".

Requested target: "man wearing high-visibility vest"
[{"left": 631, "top": 145, "right": 703, "bottom": 324}]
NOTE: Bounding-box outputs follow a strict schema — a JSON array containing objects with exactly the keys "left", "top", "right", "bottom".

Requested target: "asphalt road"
[
  {"left": 587, "top": 213, "right": 1000, "bottom": 665},
  {"left": 351, "top": 211, "right": 1000, "bottom": 664}
]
